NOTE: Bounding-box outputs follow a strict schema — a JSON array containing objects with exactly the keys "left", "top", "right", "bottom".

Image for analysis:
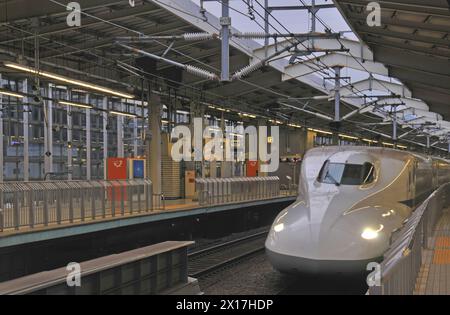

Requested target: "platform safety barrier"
[
  {"left": 0, "top": 241, "right": 195, "bottom": 295},
  {"left": 0, "top": 179, "right": 165, "bottom": 232},
  {"left": 369, "top": 183, "right": 450, "bottom": 295},
  {"left": 196, "top": 176, "right": 281, "bottom": 206}
]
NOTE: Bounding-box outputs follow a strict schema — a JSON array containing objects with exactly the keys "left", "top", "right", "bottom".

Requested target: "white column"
[
  {"left": 66, "top": 89, "right": 73, "bottom": 180},
  {"left": 44, "top": 83, "right": 53, "bottom": 178},
  {"left": 22, "top": 79, "right": 29, "bottom": 181},
  {"left": 85, "top": 94, "right": 91, "bottom": 180},
  {"left": 0, "top": 73, "right": 3, "bottom": 182},
  {"left": 103, "top": 97, "right": 108, "bottom": 180},
  {"left": 133, "top": 101, "right": 138, "bottom": 157},
  {"left": 149, "top": 94, "right": 162, "bottom": 195},
  {"left": 117, "top": 102, "right": 124, "bottom": 158}
]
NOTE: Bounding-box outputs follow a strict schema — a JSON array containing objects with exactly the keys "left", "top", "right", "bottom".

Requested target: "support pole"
[
  {"left": 22, "top": 79, "right": 29, "bottom": 181},
  {"left": 311, "top": 0, "right": 316, "bottom": 33},
  {"left": 221, "top": 0, "right": 231, "bottom": 81},
  {"left": 392, "top": 105, "right": 398, "bottom": 149},
  {"left": 264, "top": 0, "right": 269, "bottom": 58},
  {"left": 44, "top": 83, "right": 53, "bottom": 178},
  {"left": 66, "top": 89, "right": 73, "bottom": 180},
  {"left": 117, "top": 102, "right": 124, "bottom": 158},
  {"left": 86, "top": 94, "right": 91, "bottom": 180},
  {"left": 133, "top": 101, "right": 138, "bottom": 157},
  {"left": 0, "top": 73, "right": 3, "bottom": 182},
  {"left": 103, "top": 97, "right": 108, "bottom": 180},
  {"left": 149, "top": 94, "right": 162, "bottom": 195},
  {"left": 332, "top": 66, "right": 342, "bottom": 146}
]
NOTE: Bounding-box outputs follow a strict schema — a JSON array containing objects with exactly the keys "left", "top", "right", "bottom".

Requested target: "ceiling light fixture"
[
  {"left": 110, "top": 110, "right": 137, "bottom": 118},
  {"left": 0, "top": 88, "right": 25, "bottom": 98},
  {"left": 4, "top": 63, "right": 135, "bottom": 99},
  {"left": 58, "top": 100, "right": 93, "bottom": 109}
]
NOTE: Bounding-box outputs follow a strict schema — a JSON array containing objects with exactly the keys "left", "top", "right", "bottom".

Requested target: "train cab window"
[{"left": 318, "top": 161, "right": 375, "bottom": 186}]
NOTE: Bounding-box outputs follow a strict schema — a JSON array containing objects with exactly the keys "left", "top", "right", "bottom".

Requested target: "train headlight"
[
  {"left": 274, "top": 223, "right": 285, "bottom": 233},
  {"left": 361, "top": 225, "right": 384, "bottom": 240}
]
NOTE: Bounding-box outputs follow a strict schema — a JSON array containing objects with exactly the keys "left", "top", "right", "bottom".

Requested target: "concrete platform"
[
  {"left": 0, "top": 195, "right": 296, "bottom": 248},
  {"left": 415, "top": 208, "right": 450, "bottom": 295}
]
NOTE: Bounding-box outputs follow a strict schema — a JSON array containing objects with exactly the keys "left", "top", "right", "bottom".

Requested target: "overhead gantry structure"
[
  {"left": 333, "top": 0, "right": 450, "bottom": 149},
  {"left": 0, "top": 0, "right": 449, "bottom": 153}
]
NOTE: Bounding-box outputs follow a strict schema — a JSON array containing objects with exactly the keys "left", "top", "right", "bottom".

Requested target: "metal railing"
[
  {"left": 0, "top": 179, "right": 165, "bottom": 232},
  {"left": 369, "top": 183, "right": 450, "bottom": 295},
  {"left": 196, "top": 176, "right": 281, "bottom": 206}
]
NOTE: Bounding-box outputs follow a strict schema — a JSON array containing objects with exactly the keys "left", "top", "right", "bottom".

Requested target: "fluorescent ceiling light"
[
  {"left": 339, "top": 134, "right": 359, "bottom": 140},
  {"left": 0, "top": 88, "right": 24, "bottom": 98},
  {"left": 363, "top": 139, "right": 378, "bottom": 144},
  {"left": 58, "top": 100, "right": 93, "bottom": 109},
  {"left": 308, "top": 128, "right": 333, "bottom": 135},
  {"left": 110, "top": 110, "right": 137, "bottom": 118},
  {"left": 4, "top": 63, "right": 135, "bottom": 99}
]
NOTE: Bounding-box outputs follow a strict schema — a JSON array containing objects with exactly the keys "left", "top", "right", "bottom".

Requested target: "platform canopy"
[
  {"left": 0, "top": 0, "right": 449, "bottom": 150},
  {"left": 333, "top": 0, "right": 450, "bottom": 121}
]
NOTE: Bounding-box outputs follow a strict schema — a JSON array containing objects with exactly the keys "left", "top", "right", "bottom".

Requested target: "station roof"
[
  {"left": 334, "top": 0, "right": 450, "bottom": 120},
  {"left": 0, "top": 0, "right": 448, "bottom": 150}
]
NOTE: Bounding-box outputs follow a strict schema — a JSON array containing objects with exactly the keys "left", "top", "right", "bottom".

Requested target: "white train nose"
[{"left": 265, "top": 205, "right": 388, "bottom": 274}]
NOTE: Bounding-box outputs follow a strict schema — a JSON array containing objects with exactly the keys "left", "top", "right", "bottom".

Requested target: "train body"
[{"left": 266, "top": 146, "right": 450, "bottom": 274}]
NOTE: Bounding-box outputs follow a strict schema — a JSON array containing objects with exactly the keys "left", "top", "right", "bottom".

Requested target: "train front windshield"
[{"left": 318, "top": 161, "right": 375, "bottom": 186}]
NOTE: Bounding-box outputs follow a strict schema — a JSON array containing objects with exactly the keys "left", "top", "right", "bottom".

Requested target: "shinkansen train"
[{"left": 266, "top": 146, "right": 450, "bottom": 274}]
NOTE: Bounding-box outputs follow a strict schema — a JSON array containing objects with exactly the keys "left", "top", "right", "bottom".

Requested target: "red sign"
[
  {"left": 247, "top": 161, "right": 259, "bottom": 177},
  {"left": 107, "top": 158, "right": 128, "bottom": 180},
  {"left": 106, "top": 158, "right": 128, "bottom": 211}
]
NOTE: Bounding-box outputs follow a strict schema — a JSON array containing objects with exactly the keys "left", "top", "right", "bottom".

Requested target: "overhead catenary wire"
[{"left": 38, "top": 0, "right": 440, "bottom": 148}]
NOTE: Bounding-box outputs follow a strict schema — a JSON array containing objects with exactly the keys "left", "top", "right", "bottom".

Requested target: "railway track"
[{"left": 188, "top": 230, "right": 268, "bottom": 278}]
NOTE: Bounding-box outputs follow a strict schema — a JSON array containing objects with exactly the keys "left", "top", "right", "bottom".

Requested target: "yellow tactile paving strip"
[{"left": 414, "top": 209, "right": 450, "bottom": 295}]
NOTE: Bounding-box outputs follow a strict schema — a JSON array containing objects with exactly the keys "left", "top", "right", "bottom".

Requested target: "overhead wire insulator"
[
  {"left": 186, "top": 65, "right": 219, "bottom": 81},
  {"left": 233, "top": 32, "right": 267, "bottom": 39},
  {"left": 182, "top": 32, "right": 218, "bottom": 41},
  {"left": 232, "top": 60, "right": 266, "bottom": 80}
]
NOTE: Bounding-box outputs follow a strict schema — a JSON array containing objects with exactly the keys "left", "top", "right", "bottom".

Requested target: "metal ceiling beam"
[
  {"left": 372, "top": 46, "right": 450, "bottom": 79},
  {"left": 364, "top": 38, "right": 450, "bottom": 60},
  {"left": 39, "top": 21, "right": 190, "bottom": 59},
  {"left": 337, "top": 0, "right": 450, "bottom": 17},
  {"left": 357, "top": 25, "right": 450, "bottom": 48},
  {"left": 344, "top": 12, "right": 450, "bottom": 33},
  {"left": 0, "top": 5, "right": 164, "bottom": 45},
  {"left": 0, "top": 0, "right": 126, "bottom": 23}
]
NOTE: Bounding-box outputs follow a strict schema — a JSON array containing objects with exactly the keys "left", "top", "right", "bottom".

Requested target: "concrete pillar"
[{"left": 149, "top": 94, "right": 162, "bottom": 195}]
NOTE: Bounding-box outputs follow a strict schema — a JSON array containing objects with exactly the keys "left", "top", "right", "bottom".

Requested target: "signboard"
[
  {"left": 106, "top": 158, "right": 128, "bottom": 180},
  {"left": 129, "top": 159, "right": 146, "bottom": 179},
  {"left": 106, "top": 158, "right": 128, "bottom": 209},
  {"left": 246, "top": 161, "right": 259, "bottom": 177}
]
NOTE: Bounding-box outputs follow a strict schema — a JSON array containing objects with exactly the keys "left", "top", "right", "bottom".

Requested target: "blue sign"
[{"left": 133, "top": 160, "right": 145, "bottom": 179}]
